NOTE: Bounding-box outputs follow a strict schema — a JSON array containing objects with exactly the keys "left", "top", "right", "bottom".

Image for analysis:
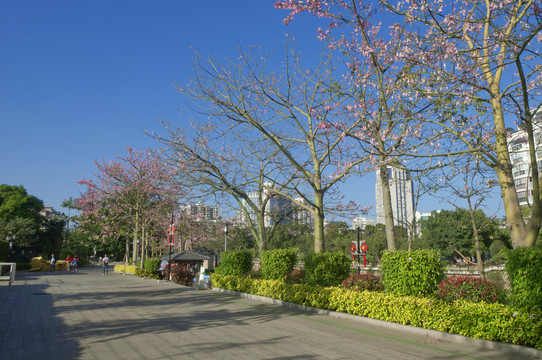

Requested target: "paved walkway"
[{"left": 1, "top": 267, "right": 540, "bottom": 360}]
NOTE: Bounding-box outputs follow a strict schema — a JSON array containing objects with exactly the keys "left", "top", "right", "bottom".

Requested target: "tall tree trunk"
[
  {"left": 140, "top": 225, "right": 146, "bottom": 269},
  {"left": 494, "top": 150, "right": 526, "bottom": 248},
  {"left": 133, "top": 209, "right": 139, "bottom": 266},
  {"left": 491, "top": 92, "right": 527, "bottom": 248},
  {"left": 313, "top": 190, "right": 325, "bottom": 253},
  {"left": 124, "top": 233, "right": 130, "bottom": 264},
  {"left": 379, "top": 165, "right": 397, "bottom": 250}
]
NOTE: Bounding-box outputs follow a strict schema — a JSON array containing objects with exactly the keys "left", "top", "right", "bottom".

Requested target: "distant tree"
[
  {"left": 325, "top": 221, "right": 354, "bottom": 256},
  {"left": 38, "top": 211, "right": 66, "bottom": 257},
  {"left": 420, "top": 209, "right": 503, "bottom": 261},
  {"left": 0, "top": 184, "right": 44, "bottom": 224},
  {"left": 362, "top": 224, "right": 408, "bottom": 263},
  {"left": 268, "top": 221, "right": 314, "bottom": 259}
]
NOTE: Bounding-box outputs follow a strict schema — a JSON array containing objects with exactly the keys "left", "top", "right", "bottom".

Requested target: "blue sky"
[{"left": 0, "top": 1, "right": 503, "bottom": 222}]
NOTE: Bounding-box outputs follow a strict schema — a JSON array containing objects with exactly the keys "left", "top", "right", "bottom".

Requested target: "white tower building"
[
  {"left": 507, "top": 109, "right": 542, "bottom": 207},
  {"left": 375, "top": 166, "right": 415, "bottom": 228}
]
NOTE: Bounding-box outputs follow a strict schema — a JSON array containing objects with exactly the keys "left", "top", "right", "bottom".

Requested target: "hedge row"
[{"left": 212, "top": 274, "right": 542, "bottom": 349}]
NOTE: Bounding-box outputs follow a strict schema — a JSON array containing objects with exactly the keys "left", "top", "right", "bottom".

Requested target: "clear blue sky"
[{"left": 0, "top": 1, "right": 503, "bottom": 222}]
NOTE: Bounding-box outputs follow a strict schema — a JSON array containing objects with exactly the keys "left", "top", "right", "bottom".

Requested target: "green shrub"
[
  {"left": 381, "top": 249, "right": 445, "bottom": 297},
  {"left": 212, "top": 274, "right": 542, "bottom": 349},
  {"left": 0, "top": 240, "right": 8, "bottom": 262},
  {"left": 489, "top": 240, "right": 508, "bottom": 257},
  {"left": 341, "top": 273, "right": 382, "bottom": 292},
  {"left": 284, "top": 269, "right": 305, "bottom": 284},
  {"left": 435, "top": 275, "right": 507, "bottom": 304},
  {"left": 215, "top": 250, "right": 253, "bottom": 276},
  {"left": 487, "top": 249, "right": 508, "bottom": 266},
  {"left": 304, "top": 252, "right": 351, "bottom": 287},
  {"left": 15, "top": 262, "right": 31, "bottom": 271},
  {"left": 144, "top": 257, "right": 162, "bottom": 273},
  {"left": 505, "top": 248, "right": 542, "bottom": 315},
  {"left": 134, "top": 267, "right": 146, "bottom": 277},
  {"left": 260, "top": 248, "right": 298, "bottom": 280}
]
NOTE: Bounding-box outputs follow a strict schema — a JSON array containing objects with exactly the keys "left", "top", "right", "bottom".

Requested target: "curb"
[{"left": 213, "top": 287, "right": 542, "bottom": 359}]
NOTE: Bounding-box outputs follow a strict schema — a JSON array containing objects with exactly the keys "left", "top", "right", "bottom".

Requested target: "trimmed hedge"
[
  {"left": 506, "top": 248, "right": 542, "bottom": 315},
  {"left": 215, "top": 250, "right": 253, "bottom": 276},
  {"left": 144, "top": 257, "right": 162, "bottom": 273},
  {"left": 304, "top": 252, "right": 351, "bottom": 287},
  {"left": 212, "top": 274, "right": 542, "bottom": 349},
  {"left": 114, "top": 264, "right": 160, "bottom": 279},
  {"left": 381, "top": 249, "right": 445, "bottom": 296},
  {"left": 260, "top": 248, "right": 298, "bottom": 280}
]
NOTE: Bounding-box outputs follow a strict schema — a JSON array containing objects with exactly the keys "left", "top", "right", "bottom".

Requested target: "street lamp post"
[
  {"left": 6, "top": 233, "right": 15, "bottom": 261},
  {"left": 224, "top": 223, "right": 229, "bottom": 252},
  {"left": 357, "top": 227, "right": 361, "bottom": 274},
  {"left": 167, "top": 212, "right": 175, "bottom": 282}
]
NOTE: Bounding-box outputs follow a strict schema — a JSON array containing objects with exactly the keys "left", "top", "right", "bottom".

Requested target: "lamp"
[{"left": 224, "top": 223, "right": 229, "bottom": 252}]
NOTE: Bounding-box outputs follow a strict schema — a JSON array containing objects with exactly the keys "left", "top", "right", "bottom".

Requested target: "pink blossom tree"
[
  {"left": 77, "top": 148, "right": 183, "bottom": 267},
  {"left": 275, "top": 0, "right": 542, "bottom": 248},
  {"left": 378, "top": 0, "right": 542, "bottom": 248},
  {"left": 275, "top": 1, "right": 461, "bottom": 250}
]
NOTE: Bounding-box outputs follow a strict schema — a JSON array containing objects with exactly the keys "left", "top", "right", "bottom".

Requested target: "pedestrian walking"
[
  {"left": 50, "top": 254, "right": 56, "bottom": 271},
  {"left": 102, "top": 254, "right": 110, "bottom": 275},
  {"left": 66, "top": 254, "right": 72, "bottom": 271}
]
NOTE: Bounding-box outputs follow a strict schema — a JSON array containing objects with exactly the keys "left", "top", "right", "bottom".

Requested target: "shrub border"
[{"left": 212, "top": 286, "right": 542, "bottom": 358}]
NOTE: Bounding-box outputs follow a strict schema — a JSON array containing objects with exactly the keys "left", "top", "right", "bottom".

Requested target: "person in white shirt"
[{"left": 102, "top": 254, "right": 110, "bottom": 275}]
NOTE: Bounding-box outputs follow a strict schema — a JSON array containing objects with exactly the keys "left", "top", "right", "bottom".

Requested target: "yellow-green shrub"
[{"left": 211, "top": 274, "right": 542, "bottom": 349}]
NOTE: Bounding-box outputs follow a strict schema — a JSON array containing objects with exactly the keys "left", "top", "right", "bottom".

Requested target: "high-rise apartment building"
[
  {"left": 181, "top": 203, "right": 219, "bottom": 221},
  {"left": 238, "top": 182, "right": 293, "bottom": 227},
  {"left": 375, "top": 166, "right": 415, "bottom": 227},
  {"left": 508, "top": 109, "right": 542, "bottom": 207}
]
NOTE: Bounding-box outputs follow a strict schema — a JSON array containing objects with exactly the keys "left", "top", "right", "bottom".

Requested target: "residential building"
[
  {"left": 181, "top": 203, "right": 219, "bottom": 221},
  {"left": 507, "top": 109, "right": 542, "bottom": 206},
  {"left": 238, "top": 182, "right": 293, "bottom": 227},
  {"left": 375, "top": 166, "right": 415, "bottom": 227},
  {"left": 351, "top": 216, "right": 375, "bottom": 230}
]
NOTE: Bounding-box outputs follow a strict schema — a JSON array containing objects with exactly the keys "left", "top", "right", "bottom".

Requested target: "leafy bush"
[
  {"left": 435, "top": 275, "right": 507, "bottom": 304},
  {"left": 304, "top": 252, "right": 351, "bottom": 287},
  {"left": 341, "top": 273, "right": 382, "bottom": 292},
  {"left": 114, "top": 264, "right": 125, "bottom": 272},
  {"left": 506, "top": 248, "right": 542, "bottom": 315},
  {"left": 260, "top": 248, "right": 298, "bottom": 280},
  {"left": 486, "top": 249, "right": 508, "bottom": 266},
  {"left": 16, "top": 262, "right": 31, "bottom": 271},
  {"left": 489, "top": 240, "right": 508, "bottom": 257},
  {"left": 114, "top": 264, "right": 138, "bottom": 274},
  {"left": 167, "top": 266, "right": 194, "bottom": 286},
  {"left": 215, "top": 250, "right": 253, "bottom": 276},
  {"left": 144, "top": 257, "right": 162, "bottom": 273},
  {"left": 212, "top": 273, "right": 542, "bottom": 349},
  {"left": 284, "top": 269, "right": 305, "bottom": 284},
  {"left": 381, "top": 249, "right": 445, "bottom": 297},
  {"left": 0, "top": 240, "right": 8, "bottom": 261}
]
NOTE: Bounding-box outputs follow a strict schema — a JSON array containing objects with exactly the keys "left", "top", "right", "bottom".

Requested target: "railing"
[{"left": 0, "top": 263, "right": 16, "bottom": 286}]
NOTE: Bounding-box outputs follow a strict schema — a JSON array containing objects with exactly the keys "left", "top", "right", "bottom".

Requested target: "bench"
[{"left": 0, "top": 263, "right": 16, "bottom": 286}]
